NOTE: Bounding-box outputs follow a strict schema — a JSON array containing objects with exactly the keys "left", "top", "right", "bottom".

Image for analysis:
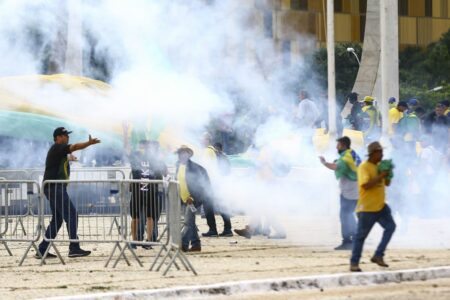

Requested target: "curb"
[{"left": 42, "top": 266, "right": 450, "bottom": 299}]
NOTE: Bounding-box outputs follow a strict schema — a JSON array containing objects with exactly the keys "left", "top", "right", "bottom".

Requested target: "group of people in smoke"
[{"left": 34, "top": 88, "right": 448, "bottom": 271}]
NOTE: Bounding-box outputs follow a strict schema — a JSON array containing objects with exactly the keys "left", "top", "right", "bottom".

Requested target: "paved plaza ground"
[{"left": 1, "top": 216, "right": 449, "bottom": 299}]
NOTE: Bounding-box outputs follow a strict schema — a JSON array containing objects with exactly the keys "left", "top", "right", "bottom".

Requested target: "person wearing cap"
[
  {"left": 396, "top": 105, "right": 422, "bottom": 158},
  {"left": 175, "top": 145, "right": 213, "bottom": 252},
  {"left": 320, "top": 136, "right": 361, "bottom": 250},
  {"left": 388, "top": 101, "right": 408, "bottom": 136},
  {"left": 350, "top": 141, "right": 396, "bottom": 272},
  {"left": 360, "top": 96, "right": 381, "bottom": 143},
  {"left": 388, "top": 97, "right": 397, "bottom": 109},
  {"left": 407, "top": 98, "right": 419, "bottom": 112},
  {"left": 37, "top": 127, "right": 100, "bottom": 259}
]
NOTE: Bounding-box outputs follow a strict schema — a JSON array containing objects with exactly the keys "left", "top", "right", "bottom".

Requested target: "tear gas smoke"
[{"left": 0, "top": 0, "right": 448, "bottom": 249}]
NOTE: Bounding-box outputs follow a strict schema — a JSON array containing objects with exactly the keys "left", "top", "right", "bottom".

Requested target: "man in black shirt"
[
  {"left": 37, "top": 127, "right": 100, "bottom": 259},
  {"left": 129, "top": 140, "right": 168, "bottom": 246}
]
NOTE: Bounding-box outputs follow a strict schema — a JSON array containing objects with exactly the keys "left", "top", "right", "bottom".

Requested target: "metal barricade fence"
[
  {"left": 0, "top": 180, "right": 41, "bottom": 265},
  {"left": 39, "top": 179, "right": 125, "bottom": 266},
  {"left": 28, "top": 167, "right": 129, "bottom": 217},
  {"left": 38, "top": 179, "right": 195, "bottom": 275}
]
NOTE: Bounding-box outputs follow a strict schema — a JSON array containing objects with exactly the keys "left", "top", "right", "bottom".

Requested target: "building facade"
[{"left": 260, "top": 0, "right": 450, "bottom": 49}]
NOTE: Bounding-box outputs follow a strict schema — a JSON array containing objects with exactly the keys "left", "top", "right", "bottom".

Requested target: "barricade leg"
[
  {"left": 156, "top": 225, "right": 168, "bottom": 242},
  {"left": 160, "top": 244, "right": 197, "bottom": 276},
  {"left": 0, "top": 238, "right": 13, "bottom": 256},
  {"left": 12, "top": 217, "right": 27, "bottom": 236},
  {"left": 40, "top": 241, "right": 65, "bottom": 266},
  {"left": 18, "top": 241, "right": 39, "bottom": 266},
  {"left": 149, "top": 244, "right": 168, "bottom": 271},
  {"left": 105, "top": 242, "right": 131, "bottom": 268},
  {"left": 108, "top": 217, "right": 121, "bottom": 235},
  {"left": 112, "top": 243, "right": 142, "bottom": 268}
]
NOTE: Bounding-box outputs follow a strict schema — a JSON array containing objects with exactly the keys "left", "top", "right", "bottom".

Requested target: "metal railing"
[{"left": 0, "top": 180, "right": 42, "bottom": 265}]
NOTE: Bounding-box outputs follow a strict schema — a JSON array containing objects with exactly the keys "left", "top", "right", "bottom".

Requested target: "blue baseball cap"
[
  {"left": 408, "top": 98, "right": 419, "bottom": 106},
  {"left": 388, "top": 97, "right": 396, "bottom": 104}
]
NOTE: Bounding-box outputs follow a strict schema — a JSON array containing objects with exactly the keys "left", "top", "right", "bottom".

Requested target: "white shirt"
[{"left": 297, "top": 98, "right": 319, "bottom": 128}]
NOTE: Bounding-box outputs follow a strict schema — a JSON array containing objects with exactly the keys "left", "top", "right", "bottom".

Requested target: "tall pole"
[
  {"left": 380, "top": 0, "right": 399, "bottom": 141},
  {"left": 326, "top": 0, "right": 336, "bottom": 137}
]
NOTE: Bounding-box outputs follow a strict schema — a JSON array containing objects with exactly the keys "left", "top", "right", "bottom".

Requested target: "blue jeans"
[
  {"left": 351, "top": 204, "right": 396, "bottom": 264},
  {"left": 340, "top": 195, "right": 357, "bottom": 243},
  {"left": 39, "top": 184, "right": 80, "bottom": 252},
  {"left": 181, "top": 204, "right": 200, "bottom": 249}
]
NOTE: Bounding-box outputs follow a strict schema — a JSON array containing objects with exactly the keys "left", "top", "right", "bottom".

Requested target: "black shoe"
[
  {"left": 219, "top": 231, "right": 233, "bottom": 237},
  {"left": 334, "top": 243, "right": 353, "bottom": 250},
  {"left": 130, "top": 243, "right": 137, "bottom": 249},
  {"left": 371, "top": 256, "right": 389, "bottom": 267},
  {"left": 68, "top": 248, "right": 91, "bottom": 258},
  {"left": 141, "top": 244, "right": 153, "bottom": 250},
  {"left": 234, "top": 228, "right": 251, "bottom": 239},
  {"left": 202, "top": 231, "right": 219, "bottom": 237},
  {"left": 181, "top": 245, "right": 189, "bottom": 252},
  {"left": 350, "top": 264, "right": 362, "bottom": 272},
  {"left": 34, "top": 251, "right": 57, "bottom": 259},
  {"left": 189, "top": 245, "right": 201, "bottom": 252}
]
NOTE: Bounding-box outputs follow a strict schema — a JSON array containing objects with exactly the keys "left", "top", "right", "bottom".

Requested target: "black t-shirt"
[
  {"left": 43, "top": 143, "right": 72, "bottom": 181},
  {"left": 130, "top": 151, "right": 167, "bottom": 180}
]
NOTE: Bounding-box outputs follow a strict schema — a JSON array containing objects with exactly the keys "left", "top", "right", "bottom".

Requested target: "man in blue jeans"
[
  {"left": 350, "top": 141, "right": 396, "bottom": 272},
  {"left": 37, "top": 127, "right": 100, "bottom": 259},
  {"left": 319, "top": 136, "right": 361, "bottom": 250}
]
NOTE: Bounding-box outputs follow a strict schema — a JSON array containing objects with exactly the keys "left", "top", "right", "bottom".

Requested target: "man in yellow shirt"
[
  {"left": 175, "top": 145, "right": 213, "bottom": 252},
  {"left": 350, "top": 142, "right": 396, "bottom": 272},
  {"left": 388, "top": 101, "right": 408, "bottom": 136}
]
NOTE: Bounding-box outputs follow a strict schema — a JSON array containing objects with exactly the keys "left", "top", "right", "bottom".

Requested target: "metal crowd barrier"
[
  {"left": 36, "top": 179, "right": 195, "bottom": 275},
  {"left": 0, "top": 180, "right": 41, "bottom": 265}
]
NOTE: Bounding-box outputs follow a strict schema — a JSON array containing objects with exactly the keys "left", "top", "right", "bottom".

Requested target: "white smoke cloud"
[{"left": 0, "top": 0, "right": 448, "bottom": 251}]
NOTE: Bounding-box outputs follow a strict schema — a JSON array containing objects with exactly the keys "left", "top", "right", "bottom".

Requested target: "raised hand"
[{"left": 89, "top": 134, "right": 101, "bottom": 145}]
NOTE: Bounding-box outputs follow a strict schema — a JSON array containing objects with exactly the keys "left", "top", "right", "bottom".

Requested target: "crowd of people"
[{"left": 34, "top": 89, "right": 449, "bottom": 273}]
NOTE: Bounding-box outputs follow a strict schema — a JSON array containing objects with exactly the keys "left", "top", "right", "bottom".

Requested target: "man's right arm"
[{"left": 69, "top": 135, "right": 101, "bottom": 152}]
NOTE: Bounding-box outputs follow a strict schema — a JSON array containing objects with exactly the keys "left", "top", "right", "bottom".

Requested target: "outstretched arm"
[
  {"left": 69, "top": 135, "right": 101, "bottom": 152},
  {"left": 319, "top": 156, "right": 337, "bottom": 170}
]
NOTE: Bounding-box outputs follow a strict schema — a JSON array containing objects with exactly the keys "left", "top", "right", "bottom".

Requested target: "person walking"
[
  {"left": 360, "top": 96, "right": 381, "bottom": 143},
  {"left": 350, "top": 141, "right": 396, "bottom": 272},
  {"left": 175, "top": 145, "right": 213, "bottom": 252},
  {"left": 388, "top": 101, "right": 408, "bottom": 136},
  {"left": 37, "top": 127, "right": 100, "bottom": 259},
  {"left": 319, "top": 136, "right": 361, "bottom": 250},
  {"left": 200, "top": 133, "right": 233, "bottom": 237}
]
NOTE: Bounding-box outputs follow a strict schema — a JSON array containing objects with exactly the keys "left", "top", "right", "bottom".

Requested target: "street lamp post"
[
  {"left": 327, "top": 0, "right": 337, "bottom": 137},
  {"left": 347, "top": 47, "right": 361, "bottom": 65}
]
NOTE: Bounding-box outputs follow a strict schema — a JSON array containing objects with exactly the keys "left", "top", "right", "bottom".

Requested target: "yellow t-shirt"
[
  {"left": 177, "top": 164, "right": 191, "bottom": 203},
  {"left": 388, "top": 107, "right": 403, "bottom": 135},
  {"left": 204, "top": 146, "right": 217, "bottom": 160},
  {"left": 356, "top": 161, "right": 386, "bottom": 212}
]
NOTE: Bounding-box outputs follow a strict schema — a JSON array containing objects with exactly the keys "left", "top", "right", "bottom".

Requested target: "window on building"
[
  {"left": 334, "top": 0, "right": 342, "bottom": 12},
  {"left": 425, "top": 0, "right": 432, "bottom": 17},
  {"left": 359, "top": 0, "right": 367, "bottom": 14},
  {"left": 399, "top": 0, "right": 408, "bottom": 16},
  {"left": 291, "top": 0, "right": 308, "bottom": 10}
]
